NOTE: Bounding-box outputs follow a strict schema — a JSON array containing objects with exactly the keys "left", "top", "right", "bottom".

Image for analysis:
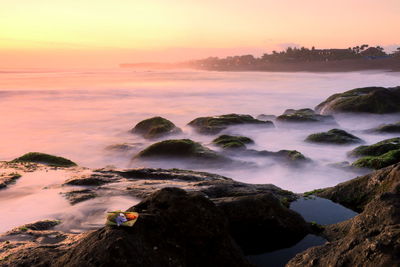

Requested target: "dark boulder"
[
  {"left": 133, "top": 139, "right": 230, "bottom": 163},
  {"left": 54, "top": 188, "right": 252, "bottom": 267},
  {"left": 305, "top": 129, "right": 362, "bottom": 144},
  {"left": 352, "top": 149, "right": 400, "bottom": 170},
  {"left": 212, "top": 135, "right": 254, "bottom": 150},
  {"left": 276, "top": 108, "right": 335, "bottom": 123},
  {"left": 12, "top": 152, "right": 77, "bottom": 167},
  {"left": 131, "top": 116, "right": 182, "bottom": 139},
  {"left": 315, "top": 86, "right": 400, "bottom": 114},
  {"left": 215, "top": 193, "right": 309, "bottom": 254},
  {"left": 349, "top": 137, "right": 400, "bottom": 157},
  {"left": 369, "top": 121, "right": 400, "bottom": 133},
  {"left": 188, "top": 114, "right": 273, "bottom": 134}
]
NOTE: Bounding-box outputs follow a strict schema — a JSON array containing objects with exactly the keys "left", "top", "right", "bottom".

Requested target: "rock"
[
  {"left": 64, "top": 173, "right": 120, "bottom": 186},
  {"left": 188, "top": 113, "right": 273, "bottom": 134},
  {"left": 133, "top": 139, "right": 230, "bottom": 163},
  {"left": 305, "top": 129, "right": 362, "bottom": 144},
  {"left": 131, "top": 116, "right": 182, "bottom": 139},
  {"left": 105, "top": 143, "right": 142, "bottom": 152},
  {"left": 256, "top": 114, "right": 276, "bottom": 121},
  {"left": 7, "top": 220, "right": 61, "bottom": 234},
  {"left": 352, "top": 149, "right": 400, "bottom": 170},
  {"left": 276, "top": 108, "right": 335, "bottom": 123},
  {"left": 237, "top": 149, "right": 309, "bottom": 165},
  {"left": 369, "top": 122, "right": 400, "bottom": 133},
  {"left": 12, "top": 152, "right": 77, "bottom": 167},
  {"left": 0, "top": 172, "right": 21, "bottom": 189},
  {"left": 212, "top": 135, "right": 254, "bottom": 150},
  {"left": 287, "top": 163, "right": 400, "bottom": 267},
  {"left": 315, "top": 163, "right": 400, "bottom": 212},
  {"left": 54, "top": 188, "right": 253, "bottom": 267},
  {"left": 349, "top": 137, "right": 400, "bottom": 158},
  {"left": 215, "top": 193, "right": 309, "bottom": 254},
  {"left": 63, "top": 189, "right": 97, "bottom": 205},
  {"left": 315, "top": 86, "right": 400, "bottom": 114}
]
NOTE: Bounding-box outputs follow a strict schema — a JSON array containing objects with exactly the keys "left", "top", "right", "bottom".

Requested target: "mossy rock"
[
  {"left": 352, "top": 149, "right": 400, "bottom": 170},
  {"left": 188, "top": 114, "right": 273, "bottom": 134},
  {"left": 305, "top": 129, "right": 362, "bottom": 144},
  {"left": 276, "top": 108, "right": 335, "bottom": 123},
  {"left": 12, "top": 152, "right": 77, "bottom": 167},
  {"left": 349, "top": 138, "right": 400, "bottom": 157},
  {"left": 370, "top": 122, "right": 400, "bottom": 133},
  {"left": 256, "top": 114, "right": 276, "bottom": 121},
  {"left": 131, "top": 116, "right": 182, "bottom": 139},
  {"left": 315, "top": 86, "right": 400, "bottom": 114},
  {"left": 134, "top": 139, "right": 226, "bottom": 161},
  {"left": 212, "top": 135, "right": 254, "bottom": 150},
  {"left": 275, "top": 150, "right": 307, "bottom": 161}
]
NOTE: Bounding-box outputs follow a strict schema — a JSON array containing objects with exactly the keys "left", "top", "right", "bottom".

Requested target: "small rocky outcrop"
[
  {"left": 276, "top": 108, "right": 335, "bottom": 123},
  {"left": 0, "top": 172, "right": 21, "bottom": 189},
  {"left": 188, "top": 114, "right": 273, "bottom": 134},
  {"left": 256, "top": 114, "right": 276, "bottom": 121},
  {"left": 131, "top": 116, "right": 182, "bottom": 139},
  {"left": 287, "top": 163, "right": 400, "bottom": 267},
  {"left": 105, "top": 143, "right": 142, "bottom": 152},
  {"left": 369, "top": 121, "right": 400, "bottom": 133},
  {"left": 12, "top": 152, "right": 77, "bottom": 167},
  {"left": 352, "top": 149, "right": 400, "bottom": 170},
  {"left": 305, "top": 129, "right": 362, "bottom": 144},
  {"left": 349, "top": 138, "right": 400, "bottom": 157},
  {"left": 63, "top": 189, "right": 97, "bottom": 205},
  {"left": 215, "top": 193, "right": 309, "bottom": 254},
  {"left": 133, "top": 139, "right": 230, "bottom": 163},
  {"left": 212, "top": 135, "right": 254, "bottom": 150},
  {"left": 64, "top": 173, "right": 121, "bottom": 186},
  {"left": 315, "top": 86, "right": 400, "bottom": 114}
]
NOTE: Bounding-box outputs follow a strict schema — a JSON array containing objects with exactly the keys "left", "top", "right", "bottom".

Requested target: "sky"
[{"left": 1, "top": 0, "right": 399, "bottom": 68}]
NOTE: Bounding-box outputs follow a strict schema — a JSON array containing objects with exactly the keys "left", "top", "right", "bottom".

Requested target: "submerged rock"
[
  {"left": 315, "top": 86, "right": 400, "bottom": 114},
  {"left": 256, "top": 114, "right": 276, "bottom": 121},
  {"left": 349, "top": 137, "right": 400, "bottom": 157},
  {"left": 276, "top": 108, "right": 335, "bottom": 123},
  {"left": 105, "top": 143, "right": 142, "bottom": 152},
  {"left": 305, "top": 129, "right": 362, "bottom": 144},
  {"left": 188, "top": 113, "right": 273, "bottom": 134},
  {"left": 63, "top": 189, "right": 97, "bottom": 205},
  {"left": 131, "top": 116, "right": 182, "bottom": 139},
  {"left": 287, "top": 163, "right": 400, "bottom": 267},
  {"left": 12, "top": 152, "right": 77, "bottom": 167},
  {"left": 0, "top": 172, "right": 21, "bottom": 189},
  {"left": 134, "top": 139, "right": 230, "bottom": 163},
  {"left": 369, "top": 121, "right": 400, "bottom": 133},
  {"left": 64, "top": 173, "right": 121, "bottom": 186},
  {"left": 212, "top": 135, "right": 254, "bottom": 150}
]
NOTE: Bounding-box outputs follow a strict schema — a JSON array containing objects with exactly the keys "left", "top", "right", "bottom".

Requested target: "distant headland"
[{"left": 121, "top": 45, "right": 400, "bottom": 72}]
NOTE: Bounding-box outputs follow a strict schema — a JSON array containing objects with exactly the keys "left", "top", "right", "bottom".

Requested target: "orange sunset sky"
[{"left": 1, "top": 0, "right": 399, "bottom": 68}]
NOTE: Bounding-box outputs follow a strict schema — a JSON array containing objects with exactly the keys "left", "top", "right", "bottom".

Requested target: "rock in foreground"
[
  {"left": 188, "top": 114, "right": 273, "bottom": 134},
  {"left": 315, "top": 86, "right": 400, "bottom": 114},
  {"left": 305, "top": 129, "right": 362, "bottom": 144},
  {"left": 287, "top": 163, "right": 400, "bottom": 267},
  {"left": 131, "top": 116, "right": 182, "bottom": 139}
]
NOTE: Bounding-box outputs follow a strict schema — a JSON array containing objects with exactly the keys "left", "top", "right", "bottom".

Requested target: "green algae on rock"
[
  {"left": 212, "top": 135, "right": 254, "bottom": 150},
  {"left": 349, "top": 137, "right": 400, "bottom": 157},
  {"left": 369, "top": 121, "right": 400, "bottom": 133},
  {"left": 276, "top": 108, "right": 335, "bottom": 123},
  {"left": 131, "top": 116, "right": 182, "bottom": 139},
  {"left": 188, "top": 113, "right": 273, "bottom": 134},
  {"left": 305, "top": 129, "right": 362, "bottom": 144},
  {"left": 12, "top": 152, "right": 77, "bottom": 167},
  {"left": 315, "top": 86, "right": 400, "bottom": 114},
  {"left": 134, "top": 139, "right": 227, "bottom": 161},
  {"left": 352, "top": 149, "right": 400, "bottom": 170}
]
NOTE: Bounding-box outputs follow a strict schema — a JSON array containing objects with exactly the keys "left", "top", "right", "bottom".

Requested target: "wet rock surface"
[
  {"left": 368, "top": 121, "right": 400, "bottom": 133},
  {"left": 0, "top": 172, "right": 21, "bottom": 189},
  {"left": 315, "top": 86, "right": 400, "bottom": 114},
  {"left": 63, "top": 189, "right": 97, "bottom": 205},
  {"left": 276, "top": 108, "right": 335, "bottom": 123},
  {"left": 188, "top": 113, "right": 273, "bottom": 134},
  {"left": 212, "top": 134, "right": 254, "bottom": 150},
  {"left": 287, "top": 163, "right": 400, "bottom": 267},
  {"left": 305, "top": 129, "right": 362, "bottom": 144},
  {"left": 12, "top": 152, "right": 77, "bottom": 167},
  {"left": 131, "top": 116, "right": 182, "bottom": 139}
]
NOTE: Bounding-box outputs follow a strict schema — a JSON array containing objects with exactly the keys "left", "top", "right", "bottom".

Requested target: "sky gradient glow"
[{"left": 1, "top": 0, "right": 399, "bottom": 68}]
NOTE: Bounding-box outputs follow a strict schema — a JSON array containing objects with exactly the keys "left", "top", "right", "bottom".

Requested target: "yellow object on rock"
[{"left": 106, "top": 210, "right": 139, "bottom": 227}]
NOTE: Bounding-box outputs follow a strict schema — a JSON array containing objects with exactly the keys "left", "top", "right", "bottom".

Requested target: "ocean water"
[{"left": 0, "top": 68, "right": 399, "bottom": 194}]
